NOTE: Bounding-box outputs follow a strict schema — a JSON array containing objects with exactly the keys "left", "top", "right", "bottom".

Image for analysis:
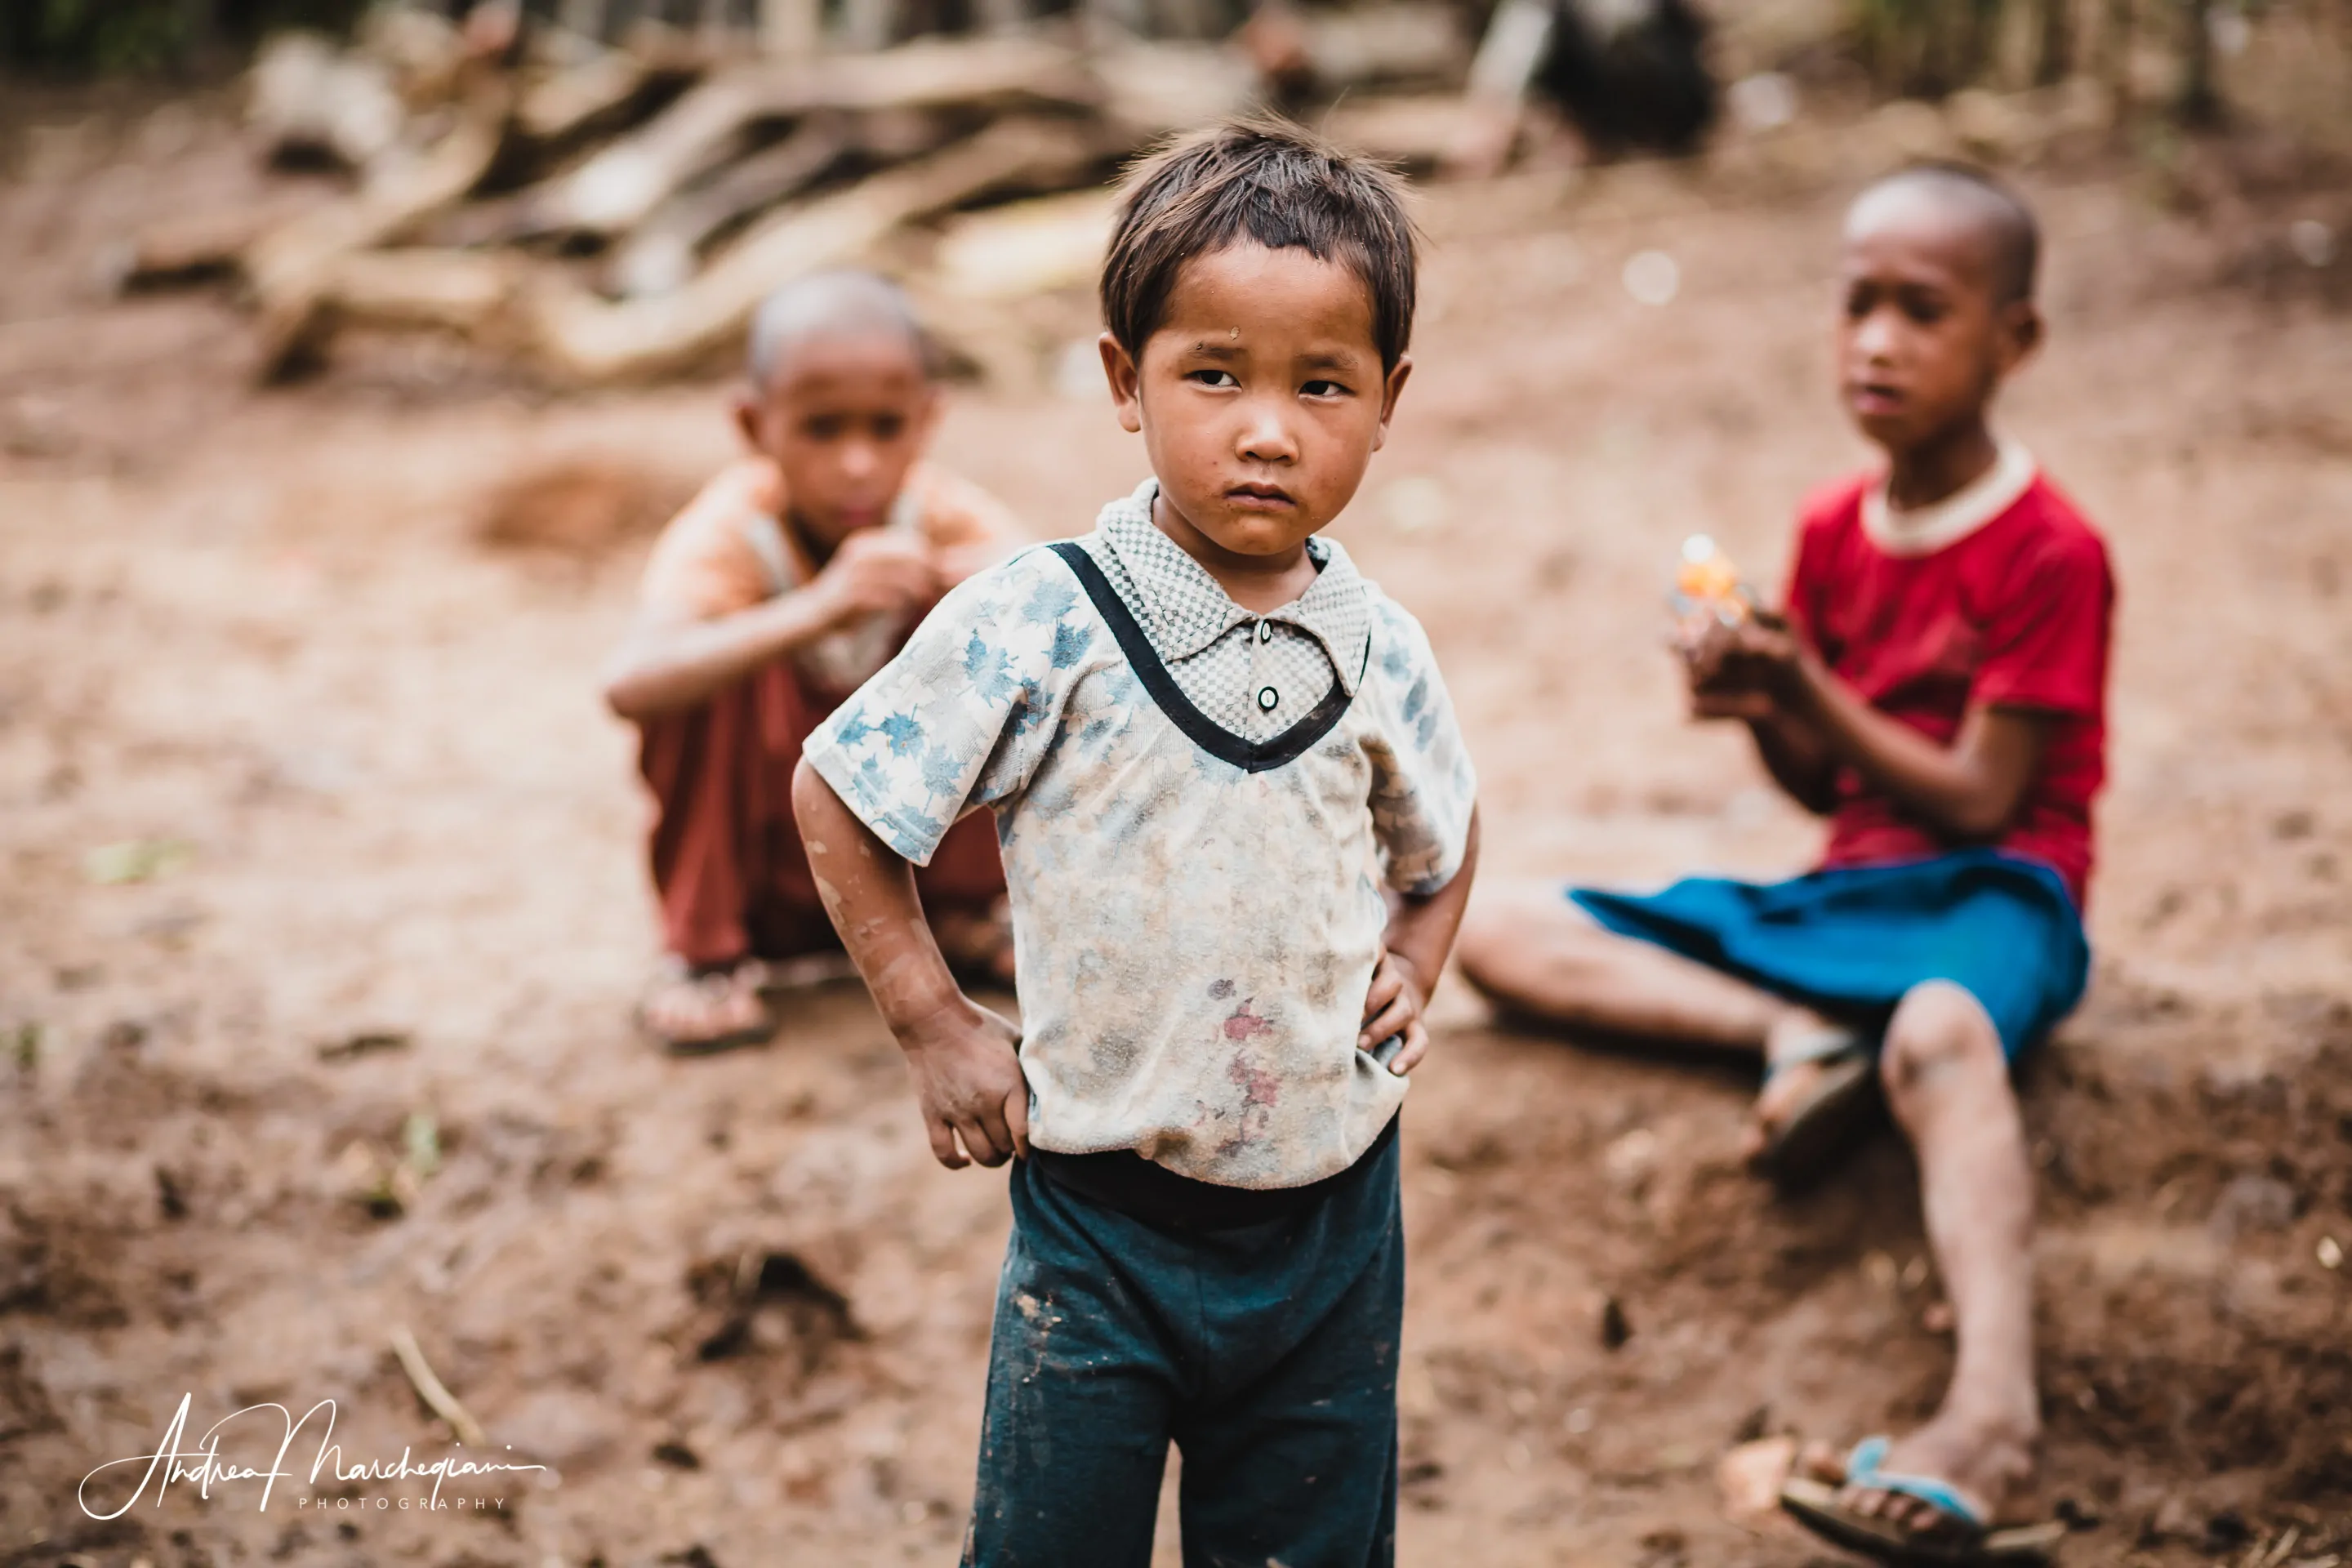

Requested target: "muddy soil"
[{"left": 2, "top": 91, "right": 2350, "bottom": 1568}]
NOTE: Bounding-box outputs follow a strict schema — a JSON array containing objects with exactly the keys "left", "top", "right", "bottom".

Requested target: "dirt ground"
[{"left": 3, "top": 84, "right": 2350, "bottom": 1568}]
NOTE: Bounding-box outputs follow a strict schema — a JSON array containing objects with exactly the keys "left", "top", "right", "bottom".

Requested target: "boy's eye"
[
  {"left": 1300, "top": 379, "right": 1349, "bottom": 399},
  {"left": 871, "top": 414, "right": 905, "bottom": 440},
  {"left": 1187, "top": 369, "right": 1239, "bottom": 389},
  {"left": 804, "top": 415, "right": 847, "bottom": 439},
  {"left": 1900, "top": 295, "right": 1949, "bottom": 326}
]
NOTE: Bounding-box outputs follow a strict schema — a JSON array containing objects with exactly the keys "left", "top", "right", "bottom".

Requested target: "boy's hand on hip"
[
  {"left": 899, "top": 996, "right": 1029, "bottom": 1169},
  {"left": 1360, "top": 948, "right": 1430, "bottom": 1076},
  {"left": 813, "top": 531, "right": 941, "bottom": 625}
]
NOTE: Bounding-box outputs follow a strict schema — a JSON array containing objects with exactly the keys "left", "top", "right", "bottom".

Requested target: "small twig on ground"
[{"left": 389, "top": 1325, "right": 489, "bottom": 1448}]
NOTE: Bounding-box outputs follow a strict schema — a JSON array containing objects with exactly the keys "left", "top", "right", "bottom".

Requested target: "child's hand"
[
  {"left": 1359, "top": 948, "right": 1431, "bottom": 1076},
  {"left": 1682, "top": 616, "right": 1802, "bottom": 720},
  {"left": 813, "top": 531, "right": 942, "bottom": 626},
  {"left": 898, "top": 996, "right": 1029, "bottom": 1169}
]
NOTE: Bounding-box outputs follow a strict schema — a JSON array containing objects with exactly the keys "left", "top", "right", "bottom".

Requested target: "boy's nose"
[
  {"left": 1236, "top": 402, "right": 1299, "bottom": 463},
  {"left": 1853, "top": 308, "right": 1903, "bottom": 361}
]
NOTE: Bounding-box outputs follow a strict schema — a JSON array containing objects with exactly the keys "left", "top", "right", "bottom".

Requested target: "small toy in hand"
[{"left": 1668, "top": 534, "right": 1757, "bottom": 646}]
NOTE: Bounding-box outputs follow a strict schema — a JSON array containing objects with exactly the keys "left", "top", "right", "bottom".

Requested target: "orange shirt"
[{"left": 639, "top": 456, "right": 1026, "bottom": 692}]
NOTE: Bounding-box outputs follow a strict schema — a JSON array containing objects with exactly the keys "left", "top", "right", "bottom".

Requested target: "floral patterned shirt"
[{"left": 804, "top": 480, "right": 1477, "bottom": 1188}]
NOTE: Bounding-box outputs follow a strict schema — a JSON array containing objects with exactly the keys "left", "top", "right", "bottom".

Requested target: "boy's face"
[
  {"left": 1099, "top": 243, "right": 1410, "bottom": 561},
  {"left": 735, "top": 332, "right": 938, "bottom": 553},
  {"left": 1835, "top": 188, "right": 2038, "bottom": 457}
]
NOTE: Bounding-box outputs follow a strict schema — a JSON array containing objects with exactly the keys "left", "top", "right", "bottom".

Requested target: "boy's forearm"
[
  {"left": 1782, "top": 659, "right": 2030, "bottom": 839},
  {"left": 1746, "top": 710, "right": 1838, "bottom": 814},
  {"left": 604, "top": 590, "right": 842, "bottom": 719},
  {"left": 788, "top": 758, "right": 964, "bottom": 1035},
  {"left": 1385, "top": 808, "right": 1481, "bottom": 987}
]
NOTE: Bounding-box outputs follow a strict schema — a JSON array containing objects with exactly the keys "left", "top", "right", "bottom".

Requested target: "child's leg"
[
  {"left": 1456, "top": 880, "right": 1807, "bottom": 1049},
  {"left": 1457, "top": 881, "right": 1863, "bottom": 1156},
  {"left": 1829, "top": 979, "right": 2038, "bottom": 1527},
  {"left": 963, "top": 1163, "right": 1179, "bottom": 1568},
  {"left": 1172, "top": 1190, "right": 1403, "bottom": 1568},
  {"left": 638, "top": 672, "right": 770, "bottom": 973}
]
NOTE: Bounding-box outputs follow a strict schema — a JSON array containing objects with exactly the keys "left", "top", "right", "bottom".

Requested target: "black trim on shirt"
[{"left": 1047, "top": 540, "right": 1357, "bottom": 773}]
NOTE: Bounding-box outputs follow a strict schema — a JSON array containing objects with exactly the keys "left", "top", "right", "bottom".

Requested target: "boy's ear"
[
  {"left": 1995, "top": 301, "right": 2043, "bottom": 376},
  {"left": 1098, "top": 332, "right": 1144, "bottom": 434},
  {"left": 1371, "top": 354, "right": 1414, "bottom": 452},
  {"left": 731, "top": 388, "right": 766, "bottom": 451}
]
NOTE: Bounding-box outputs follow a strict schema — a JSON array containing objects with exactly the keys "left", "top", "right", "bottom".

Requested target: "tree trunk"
[
  {"left": 2035, "top": 0, "right": 2074, "bottom": 83},
  {"left": 2176, "top": 0, "right": 2221, "bottom": 124}
]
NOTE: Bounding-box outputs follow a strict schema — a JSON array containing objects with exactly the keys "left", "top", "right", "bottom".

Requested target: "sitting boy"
[
  {"left": 1458, "top": 165, "right": 2108, "bottom": 1565},
  {"left": 791, "top": 122, "right": 1480, "bottom": 1566},
  {"left": 602, "top": 270, "right": 1021, "bottom": 1054}
]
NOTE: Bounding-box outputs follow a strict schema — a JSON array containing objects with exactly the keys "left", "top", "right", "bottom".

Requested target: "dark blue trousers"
[{"left": 962, "top": 1129, "right": 1404, "bottom": 1568}]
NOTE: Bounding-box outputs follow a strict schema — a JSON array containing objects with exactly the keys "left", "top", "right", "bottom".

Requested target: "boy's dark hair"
[
  {"left": 1861, "top": 162, "right": 2041, "bottom": 305},
  {"left": 1100, "top": 117, "right": 1419, "bottom": 371}
]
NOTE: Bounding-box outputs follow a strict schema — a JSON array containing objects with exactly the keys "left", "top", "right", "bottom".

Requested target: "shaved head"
[
  {"left": 1848, "top": 163, "right": 2040, "bottom": 305},
  {"left": 746, "top": 269, "right": 929, "bottom": 390}
]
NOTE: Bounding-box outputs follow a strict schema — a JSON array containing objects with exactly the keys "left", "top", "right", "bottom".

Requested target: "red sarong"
[{"left": 637, "top": 660, "right": 1005, "bottom": 969}]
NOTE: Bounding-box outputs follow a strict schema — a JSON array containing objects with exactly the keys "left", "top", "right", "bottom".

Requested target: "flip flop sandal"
[
  {"left": 638, "top": 961, "right": 778, "bottom": 1057},
  {"left": 1780, "top": 1437, "right": 2067, "bottom": 1566},
  {"left": 1755, "top": 1024, "right": 1879, "bottom": 1187},
  {"left": 751, "top": 951, "right": 861, "bottom": 996}
]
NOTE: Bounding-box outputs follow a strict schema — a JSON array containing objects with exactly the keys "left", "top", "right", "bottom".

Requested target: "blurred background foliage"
[
  {"left": 2, "top": 0, "right": 2346, "bottom": 136},
  {"left": 2, "top": 0, "right": 373, "bottom": 74}
]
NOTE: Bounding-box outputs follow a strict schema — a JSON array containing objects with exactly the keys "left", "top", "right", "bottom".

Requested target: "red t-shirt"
[{"left": 1784, "top": 470, "right": 2114, "bottom": 906}]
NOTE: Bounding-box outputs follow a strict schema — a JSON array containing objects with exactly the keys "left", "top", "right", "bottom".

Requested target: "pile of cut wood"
[{"left": 121, "top": 1, "right": 1473, "bottom": 385}]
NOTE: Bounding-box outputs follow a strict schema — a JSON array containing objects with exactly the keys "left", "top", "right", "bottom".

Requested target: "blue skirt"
[{"left": 1568, "top": 849, "right": 2090, "bottom": 1060}]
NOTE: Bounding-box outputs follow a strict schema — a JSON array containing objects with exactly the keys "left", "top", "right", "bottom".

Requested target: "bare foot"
[
  {"left": 1739, "top": 1009, "right": 1850, "bottom": 1164},
  {"left": 639, "top": 958, "right": 774, "bottom": 1054},
  {"left": 1802, "top": 1412, "right": 2038, "bottom": 1536}
]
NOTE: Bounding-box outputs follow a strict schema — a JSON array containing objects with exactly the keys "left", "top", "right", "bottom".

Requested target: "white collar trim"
[{"left": 1861, "top": 438, "right": 2038, "bottom": 558}]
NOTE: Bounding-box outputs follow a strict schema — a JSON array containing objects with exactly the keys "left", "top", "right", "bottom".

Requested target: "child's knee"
[
  {"left": 1878, "top": 980, "right": 2003, "bottom": 1101},
  {"left": 1454, "top": 882, "right": 1574, "bottom": 991}
]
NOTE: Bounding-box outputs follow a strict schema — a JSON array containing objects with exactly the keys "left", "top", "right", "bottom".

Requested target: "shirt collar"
[
  {"left": 1861, "top": 437, "right": 2038, "bottom": 558},
  {"left": 1095, "top": 479, "right": 1373, "bottom": 694}
]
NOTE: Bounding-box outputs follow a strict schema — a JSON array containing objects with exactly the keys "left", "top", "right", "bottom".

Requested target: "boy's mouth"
[
  {"left": 1847, "top": 381, "right": 1905, "bottom": 417},
  {"left": 1223, "top": 483, "right": 1296, "bottom": 511}
]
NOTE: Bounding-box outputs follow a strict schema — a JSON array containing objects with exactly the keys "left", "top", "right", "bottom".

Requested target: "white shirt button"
[
  {"left": 1257, "top": 620, "right": 1274, "bottom": 644},
  {"left": 1257, "top": 686, "right": 1279, "bottom": 712}
]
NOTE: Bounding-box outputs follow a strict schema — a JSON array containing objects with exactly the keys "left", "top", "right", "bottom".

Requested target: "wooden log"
[
  {"left": 256, "top": 249, "right": 536, "bottom": 378},
  {"left": 247, "top": 86, "right": 517, "bottom": 378},
  {"left": 604, "top": 114, "right": 861, "bottom": 298},
  {"left": 526, "top": 117, "right": 1098, "bottom": 384},
  {"left": 1320, "top": 93, "right": 1472, "bottom": 170},
  {"left": 759, "top": 0, "right": 822, "bottom": 57},
  {"left": 1443, "top": 0, "right": 1552, "bottom": 175},
  {"left": 510, "top": 35, "right": 1093, "bottom": 243},
  {"left": 247, "top": 33, "right": 408, "bottom": 171},
  {"left": 516, "top": 45, "right": 657, "bottom": 146},
  {"left": 1089, "top": 40, "right": 1258, "bottom": 139},
  {"left": 1294, "top": 5, "right": 1468, "bottom": 91}
]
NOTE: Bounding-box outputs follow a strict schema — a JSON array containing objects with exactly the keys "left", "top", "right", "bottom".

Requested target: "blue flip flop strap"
[{"left": 1846, "top": 1436, "right": 1989, "bottom": 1530}]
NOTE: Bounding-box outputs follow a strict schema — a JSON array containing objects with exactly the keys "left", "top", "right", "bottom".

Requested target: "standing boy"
[
  {"left": 603, "top": 270, "right": 1021, "bottom": 1054},
  {"left": 1459, "top": 165, "right": 2105, "bottom": 1564},
  {"left": 791, "top": 121, "right": 1480, "bottom": 1566}
]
